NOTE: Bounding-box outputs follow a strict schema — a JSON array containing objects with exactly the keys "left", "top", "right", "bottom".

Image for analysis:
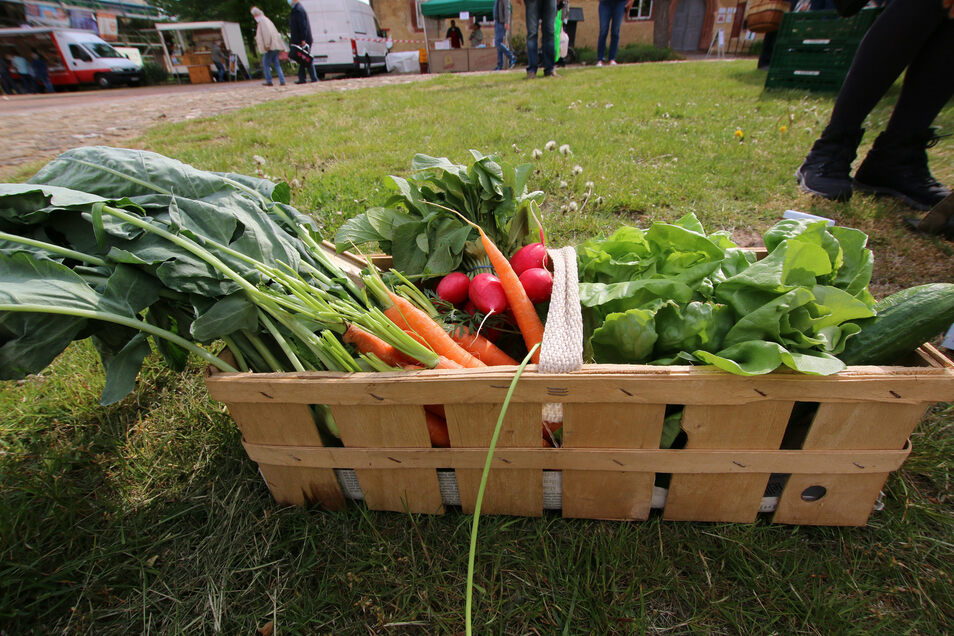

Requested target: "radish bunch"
[{"left": 434, "top": 242, "right": 553, "bottom": 312}]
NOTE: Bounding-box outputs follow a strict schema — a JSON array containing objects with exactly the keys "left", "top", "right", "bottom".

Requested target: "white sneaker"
[
  {"left": 609, "top": 60, "right": 618, "bottom": 66},
  {"left": 596, "top": 61, "right": 603, "bottom": 67}
]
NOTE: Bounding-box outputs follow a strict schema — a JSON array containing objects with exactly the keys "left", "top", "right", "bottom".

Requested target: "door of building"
[{"left": 670, "top": 0, "right": 707, "bottom": 50}]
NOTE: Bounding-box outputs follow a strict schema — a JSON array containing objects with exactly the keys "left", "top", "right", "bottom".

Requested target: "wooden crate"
[{"left": 205, "top": 345, "right": 954, "bottom": 526}]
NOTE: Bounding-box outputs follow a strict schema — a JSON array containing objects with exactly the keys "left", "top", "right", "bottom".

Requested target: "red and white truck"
[{"left": 0, "top": 27, "right": 143, "bottom": 89}]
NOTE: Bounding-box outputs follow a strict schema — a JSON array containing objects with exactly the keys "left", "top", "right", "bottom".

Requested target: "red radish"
[
  {"left": 509, "top": 242, "right": 549, "bottom": 276},
  {"left": 469, "top": 273, "right": 509, "bottom": 314},
  {"left": 436, "top": 272, "right": 470, "bottom": 305},
  {"left": 519, "top": 268, "right": 553, "bottom": 303}
]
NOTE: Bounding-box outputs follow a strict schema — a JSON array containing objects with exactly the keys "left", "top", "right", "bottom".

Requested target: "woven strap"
[{"left": 539, "top": 246, "right": 584, "bottom": 424}]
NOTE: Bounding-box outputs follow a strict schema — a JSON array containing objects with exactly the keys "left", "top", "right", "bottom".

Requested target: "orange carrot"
[
  {"left": 425, "top": 410, "right": 451, "bottom": 448},
  {"left": 435, "top": 356, "right": 465, "bottom": 369},
  {"left": 343, "top": 324, "right": 413, "bottom": 367},
  {"left": 476, "top": 228, "right": 544, "bottom": 363},
  {"left": 450, "top": 326, "right": 518, "bottom": 366},
  {"left": 384, "top": 291, "right": 486, "bottom": 369}
]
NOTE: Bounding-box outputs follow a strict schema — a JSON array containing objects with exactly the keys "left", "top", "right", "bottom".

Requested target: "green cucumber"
[{"left": 839, "top": 283, "right": 954, "bottom": 366}]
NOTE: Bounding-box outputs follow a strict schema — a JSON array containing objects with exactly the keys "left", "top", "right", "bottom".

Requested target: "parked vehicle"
[
  {"left": 300, "top": 0, "right": 389, "bottom": 77},
  {"left": 0, "top": 27, "right": 142, "bottom": 89}
]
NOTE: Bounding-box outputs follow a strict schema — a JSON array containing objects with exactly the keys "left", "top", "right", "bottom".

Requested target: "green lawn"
[{"left": 2, "top": 60, "right": 953, "bottom": 633}]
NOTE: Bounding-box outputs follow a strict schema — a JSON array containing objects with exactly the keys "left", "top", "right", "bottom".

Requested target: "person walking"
[
  {"left": 795, "top": 0, "right": 954, "bottom": 211},
  {"left": 595, "top": 0, "right": 628, "bottom": 66},
  {"left": 289, "top": 0, "right": 318, "bottom": 83},
  {"left": 11, "top": 53, "right": 35, "bottom": 94},
  {"left": 493, "top": 0, "right": 517, "bottom": 70},
  {"left": 251, "top": 6, "right": 286, "bottom": 87},
  {"left": 525, "top": 0, "right": 557, "bottom": 78}
]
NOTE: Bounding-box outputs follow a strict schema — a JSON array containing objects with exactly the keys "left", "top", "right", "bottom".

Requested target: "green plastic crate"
[
  {"left": 765, "top": 8, "right": 881, "bottom": 93},
  {"left": 775, "top": 8, "right": 882, "bottom": 46},
  {"left": 765, "top": 65, "right": 848, "bottom": 93}
]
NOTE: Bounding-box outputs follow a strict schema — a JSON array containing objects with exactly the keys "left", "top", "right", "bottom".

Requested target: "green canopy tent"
[{"left": 419, "top": 0, "right": 496, "bottom": 70}]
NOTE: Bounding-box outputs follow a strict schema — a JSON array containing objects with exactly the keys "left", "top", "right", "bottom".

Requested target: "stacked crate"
[{"left": 765, "top": 8, "right": 881, "bottom": 93}]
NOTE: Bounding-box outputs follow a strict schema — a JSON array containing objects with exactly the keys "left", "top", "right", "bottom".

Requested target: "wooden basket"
[
  {"left": 205, "top": 344, "right": 954, "bottom": 526},
  {"left": 747, "top": 0, "right": 791, "bottom": 33}
]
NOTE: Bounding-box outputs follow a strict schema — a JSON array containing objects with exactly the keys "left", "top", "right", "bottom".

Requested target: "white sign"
[{"left": 460, "top": 11, "right": 470, "bottom": 19}]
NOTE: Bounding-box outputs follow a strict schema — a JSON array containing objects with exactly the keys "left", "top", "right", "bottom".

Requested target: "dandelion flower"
[
  {"left": 780, "top": 125, "right": 788, "bottom": 133},
  {"left": 532, "top": 148, "right": 543, "bottom": 159},
  {"left": 559, "top": 144, "right": 572, "bottom": 155},
  {"left": 734, "top": 128, "right": 744, "bottom": 140},
  {"left": 253, "top": 155, "right": 267, "bottom": 165},
  {"left": 572, "top": 165, "right": 583, "bottom": 176},
  {"left": 545, "top": 140, "right": 557, "bottom": 151},
  {"left": 568, "top": 201, "right": 578, "bottom": 212}
]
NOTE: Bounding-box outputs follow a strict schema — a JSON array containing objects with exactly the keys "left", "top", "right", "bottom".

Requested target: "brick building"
[{"left": 373, "top": 0, "right": 750, "bottom": 55}]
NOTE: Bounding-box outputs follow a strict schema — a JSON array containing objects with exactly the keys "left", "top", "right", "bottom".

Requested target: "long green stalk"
[
  {"left": 0, "top": 231, "right": 108, "bottom": 267},
  {"left": 0, "top": 303, "right": 238, "bottom": 373},
  {"left": 465, "top": 343, "right": 539, "bottom": 635}
]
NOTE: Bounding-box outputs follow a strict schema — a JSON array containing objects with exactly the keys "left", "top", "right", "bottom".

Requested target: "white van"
[
  {"left": 300, "top": 0, "right": 389, "bottom": 77},
  {"left": 0, "top": 27, "right": 142, "bottom": 89}
]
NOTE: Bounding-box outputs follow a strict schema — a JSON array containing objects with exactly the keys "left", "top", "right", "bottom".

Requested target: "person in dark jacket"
[
  {"left": 289, "top": 0, "right": 318, "bottom": 83},
  {"left": 31, "top": 50, "right": 53, "bottom": 93},
  {"left": 446, "top": 20, "right": 464, "bottom": 48}
]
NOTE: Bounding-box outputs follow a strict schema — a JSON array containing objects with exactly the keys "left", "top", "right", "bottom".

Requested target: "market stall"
[
  {"left": 420, "top": 0, "right": 496, "bottom": 73},
  {"left": 156, "top": 21, "right": 249, "bottom": 83}
]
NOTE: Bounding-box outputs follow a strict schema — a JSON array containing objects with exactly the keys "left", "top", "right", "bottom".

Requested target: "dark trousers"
[{"left": 828, "top": 0, "right": 954, "bottom": 136}]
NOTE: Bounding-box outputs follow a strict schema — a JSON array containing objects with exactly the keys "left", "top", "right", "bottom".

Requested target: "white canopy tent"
[{"left": 156, "top": 21, "right": 249, "bottom": 78}]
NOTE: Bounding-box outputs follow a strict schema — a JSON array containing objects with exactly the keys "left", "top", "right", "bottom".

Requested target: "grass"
[{"left": 2, "top": 60, "right": 953, "bottom": 633}]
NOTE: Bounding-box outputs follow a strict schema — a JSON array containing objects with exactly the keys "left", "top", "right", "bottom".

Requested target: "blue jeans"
[
  {"left": 214, "top": 60, "right": 226, "bottom": 82},
  {"left": 494, "top": 23, "right": 516, "bottom": 70},
  {"left": 262, "top": 50, "right": 285, "bottom": 85},
  {"left": 525, "top": 0, "right": 556, "bottom": 75},
  {"left": 597, "top": 0, "right": 628, "bottom": 62}
]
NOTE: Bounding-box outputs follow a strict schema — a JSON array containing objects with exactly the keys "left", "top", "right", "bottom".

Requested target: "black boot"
[
  {"left": 853, "top": 129, "right": 952, "bottom": 211},
  {"left": 796, "top": 128, "right": 864, "bottom": 202}
]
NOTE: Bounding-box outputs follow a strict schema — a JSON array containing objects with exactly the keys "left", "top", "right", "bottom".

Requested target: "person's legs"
[
  {"left": 297, "top": 61, "right": 308, "bottom": 83},
  {"left": 797, "top": 0, "right": 949, "bottom": 201},
  {"left": 608, "top": 0, "right": 627, "bottom": 61},
  {"left": 525, "top": 0, "right": 540, "bottom": 75},
  {"left": 262, "top": 51, "right": 274, "bottom": 85},
  {"left": 540, "top": 0, "right": 556, "bottom": 75},
  {"left": 597, "top": 0, "right": 611, "bottom": 62},
  {"left": 853, "top": 13, "right": 954, "bottom": 209},
  {"left": 214, "top": 61, "right": 226, "bottom": 82},
  {"left": 274, "top": 56, "right": 286, "bottom": 85}
]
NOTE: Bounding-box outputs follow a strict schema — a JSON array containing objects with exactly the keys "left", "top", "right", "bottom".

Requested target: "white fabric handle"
[{"left": 539, "top": 246, "right": 584, "bottom": 425}]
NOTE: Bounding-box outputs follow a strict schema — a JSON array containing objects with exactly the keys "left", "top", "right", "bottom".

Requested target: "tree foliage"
[{"left": 152, "top": 0, "right": 291, "bottom": 48}]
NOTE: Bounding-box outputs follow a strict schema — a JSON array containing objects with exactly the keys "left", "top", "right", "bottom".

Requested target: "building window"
[
  {"left": 412, "top": 0, "right": 424, "bottom": 31},
  {"left": 628, "top": 0, "right": 653, "bottom": 19}
]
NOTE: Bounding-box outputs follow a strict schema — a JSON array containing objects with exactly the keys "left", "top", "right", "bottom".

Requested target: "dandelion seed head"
[
  {"left": 559, "top": 144, "right": 572, "bottom": 155},
  {"left": 572, "top": 165, "right": 583, "bottom": 176},
  {"left": 568, "top": 201, "right": 578, "bottom": 212},
  {"left": 545, "top": 140, "right": 557, "bottom": 151},
  {"left": 531, "top": 148, "right": 543, "bottom": 159},
  {"left": 253, "top": 155, "right": 267, "bottom": 165},
  {"left": 584, "top": 181, "right": 594, "bottom": 190},
  {"left": 559, "top": 180, "right": 568, "bottom": 189}
]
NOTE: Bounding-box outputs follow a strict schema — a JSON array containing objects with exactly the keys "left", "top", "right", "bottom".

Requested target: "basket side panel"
[
  {"left": 227, "top": 402, "right": 346, "bottom": 509},
  {"left": 334, "top": 405, "right": 444, "bottom": 514},
  {"left": 561, "top": 403, "right": 665, "bottom": 520},
  {"left": 664, "top": 401, "right": 792, "bottom": 522},
  {"left": 447, "top": 403, "right": 543, "bottom": 517},
  {"left": 773, "top": 401, "right": 927, "bottom": 525}
]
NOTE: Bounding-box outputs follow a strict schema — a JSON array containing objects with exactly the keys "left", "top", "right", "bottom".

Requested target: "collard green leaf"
[
  {"left": 191, "top": 293, "right": 259, "bottom": 342},
  {"left": 97, "top": 332, "right": 152, "bottom": 405},
  {"left": 0, "top": 311, "right": 87, "bottom": 379}
]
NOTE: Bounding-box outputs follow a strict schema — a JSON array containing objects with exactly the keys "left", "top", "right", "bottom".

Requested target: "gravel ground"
[{"left": 0, "top": 74, "right": 431, "bottom": 181}]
